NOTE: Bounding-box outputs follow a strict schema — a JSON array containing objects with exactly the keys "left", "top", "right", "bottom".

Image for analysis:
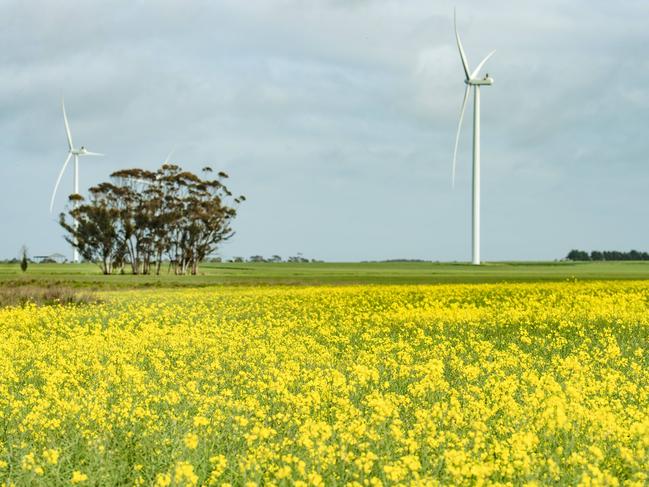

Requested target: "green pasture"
[{"left": 1, "top": 260, "right": 649, "bottom": 289}]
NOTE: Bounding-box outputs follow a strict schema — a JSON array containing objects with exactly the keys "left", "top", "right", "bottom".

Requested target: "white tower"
[
  {"left": 50, "top": 99, "right": 103, "bottom": 263},
  {"left": 451, "top": 12, "right": 495, "bottom": 265}
]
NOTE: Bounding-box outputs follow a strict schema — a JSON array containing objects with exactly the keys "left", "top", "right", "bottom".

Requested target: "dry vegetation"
[{"left": 0, "top": 285, "right": 98, "bottom": 307}]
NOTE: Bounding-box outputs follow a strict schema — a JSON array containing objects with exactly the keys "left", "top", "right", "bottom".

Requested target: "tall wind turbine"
[
  {"left": 451, "top": 11, "right": 495, "bottom": 266},
  {"left": 50, "top": 98, "right": 103, "bottom": 263}
]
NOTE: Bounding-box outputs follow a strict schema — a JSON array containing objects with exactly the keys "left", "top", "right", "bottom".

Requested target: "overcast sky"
[{"left": 1, "top": 0, "right": 648, "bottom": 262}]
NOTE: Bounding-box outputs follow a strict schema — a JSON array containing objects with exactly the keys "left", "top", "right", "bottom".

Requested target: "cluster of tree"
[
  {"left": 225, "top": 255, "right": 322, "bottom": 263},
  {"left": 566, "top": 249, "right": 649, "bottom": 261},
  {"left": 247, "top": 255, "right": 283, "bottom": 263},
  {"left": 60, "top": 164, "right": 244, "bottom": 275},
  {"left": 361, "top": 259, "right": 432, "bottom": 263},
  {"left": 287, "top": 255, "right": 320, "bottom": 263}
]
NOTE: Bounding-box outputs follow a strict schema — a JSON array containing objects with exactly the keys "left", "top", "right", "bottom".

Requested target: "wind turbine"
[
  {"left": 451, "top": 11, "right": 495, "bottom": 266},
  {"left": 133, "top": 147, "right": 176, "bottom": 186},
  {"left": 50, "top": 98, "right": 103, "bottom": 263}
]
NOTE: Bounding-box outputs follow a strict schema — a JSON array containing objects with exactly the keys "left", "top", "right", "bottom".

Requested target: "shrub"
[{"left": 20, "top": 246, "right": 28, "bottom": 272}]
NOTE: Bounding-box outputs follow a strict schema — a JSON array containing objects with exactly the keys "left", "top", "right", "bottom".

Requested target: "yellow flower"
[
  {"left": 208, "top": 454, "right": 228, "bottom": 482},
  {"left": 20, "top": 453, "right": 36, "bottom": 472},
  {"left": 184, "top": 432, "right": 199, "bottom": 450},
  {"left": 194, "top": 415, "right": 210, "bottom": 427},
  {"left": 71, "top": 471, "right": 88, "bottom": 483},
  {"left": 2, "top": 281, "right": 649, "bottom": 484},
  {"left": 307, "top": 472, "right": 324, "bottom": 487},
  {"left": 174, "top": 461, "right": 198, "bottom": 486},
  {"left": 43, "top": 449, "right": 60, "bottom": 465},
  {"left": 155, "top": 473, "right": 172, "bottom": 487},
  {"left": 383, "top": 463, "right": 406, "bottom": 482},
  {"left": 276, "top": 465, "right": 292, "bottom": 479}
]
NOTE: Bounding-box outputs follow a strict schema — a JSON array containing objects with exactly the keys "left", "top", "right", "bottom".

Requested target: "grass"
[{"left": 1, "top": 260, "right": 649, "bottom": 289}]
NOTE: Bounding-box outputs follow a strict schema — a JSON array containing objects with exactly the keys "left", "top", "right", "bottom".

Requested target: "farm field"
[
  {"left": 2, "top": 260, "right": 649, "bottom": 288},
  {"left": 1, "top": 280, "right": 649, "bottom": 485}
]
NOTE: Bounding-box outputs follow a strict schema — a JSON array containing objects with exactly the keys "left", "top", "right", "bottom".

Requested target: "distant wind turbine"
[
  {"left": 50, "top": 98, "right": 103, "bottom": 263},
  {"left": 134, "top": 147, "right": 176, "bottom": 186},
  {"left": 163, "top": 146, "right": 175, "bottom": 165},
  {"left": 451, "top": 10, "right": 495, "bottom": 266}
]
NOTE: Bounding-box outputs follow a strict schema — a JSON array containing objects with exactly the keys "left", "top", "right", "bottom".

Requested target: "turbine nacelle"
[
  {"left": 467, "top": 76, "right": 494, "bottom": 86},
  {"left": 72, "top": 146, "right": 103, "bottom": 156}
]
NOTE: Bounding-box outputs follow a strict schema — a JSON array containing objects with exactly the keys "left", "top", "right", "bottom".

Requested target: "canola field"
[{"left": 1, "top": 281, "right": 649, "bottom": 486}]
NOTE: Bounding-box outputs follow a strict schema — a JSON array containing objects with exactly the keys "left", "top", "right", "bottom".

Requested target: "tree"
[
  {"left": 59, "top": 163, "right": 243, "bottom": 275},
  {"left": 288, "top": 252, "right": 309, "bottom": 263},
  {"left": 629, "top": 249, "right": 642, "bottom": 261},
  {"left": 567, "top": 249, "right": 649, "bottom": 261},
  {"left": 249, "top": 255, "right": 266, "bottom": 262},
  {"left": 157, "top": 165, "right": 244, "bottom": 275},
  {"left": 59, "top": 194, "right": 124, "bottom": 275},
  {"left": 566, "top": 249, "right": 590, "bottom": 261},
  {"left": 20, "top": 245, "right": 28, "bottom": 272}
]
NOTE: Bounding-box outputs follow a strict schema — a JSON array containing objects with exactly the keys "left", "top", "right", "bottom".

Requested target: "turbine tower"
[
  {"left": 451, "top": 11, "right": 495, "bottom": 266},
  {"left": 50, "top": 99, "right": 103, "bottom": 263}
]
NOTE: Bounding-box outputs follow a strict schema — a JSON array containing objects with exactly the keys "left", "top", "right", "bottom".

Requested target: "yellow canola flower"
[
  {"left": 0, "top": 281, "right": 648, "bottom": 484},
  {"left": 43, "top": 448, "right": 59, "bottom": 465},
  {"left": 208, "top": 454, "right": 228, "bottom": 484},
  {"left": 183, "top": 432, "right": 199, "bottom": 450},
  {"left": 20, "top": 453, "right": 35, "bottom": 472},
  {"left": 71, "top": 471, "right": 88, "bottom": 483},
  {"left": 193, "top": 415, "right": 209, "bottom": 427},
  {"left": 276, "top": 465, "right": 292, "bottom": 479},
  {"left": 174, "top": 461, "right": 198, "bottom": 486},
  {"left": 155, "top": 473, "right": 172, "bottom": 487}
]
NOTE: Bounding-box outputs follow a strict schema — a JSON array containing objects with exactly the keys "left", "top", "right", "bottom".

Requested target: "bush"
[{"left": 20, "top": 246, "right": 28, "bottom": 272}]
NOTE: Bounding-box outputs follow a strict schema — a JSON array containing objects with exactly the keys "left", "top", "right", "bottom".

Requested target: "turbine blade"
[
  {"left": 83, "top": 151, "right": 104, "bottom": 156},
  {"left": 50, "top": 152, "right": 73, "bottom": 213},
  {"left": 452, "top": 84, "right": 471, "bottom": 188},
  {"left": 454, "top": 10, "right": 471, "bottom": 80},
  {"left": 163, "top": 146, "right": 175, "bottom": 164},
  {"left": 470, "top": 50, "right": 496, "bottom": 80},
  {"left": 62, "top": 98, "right": 73, "bottom": 151}
]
